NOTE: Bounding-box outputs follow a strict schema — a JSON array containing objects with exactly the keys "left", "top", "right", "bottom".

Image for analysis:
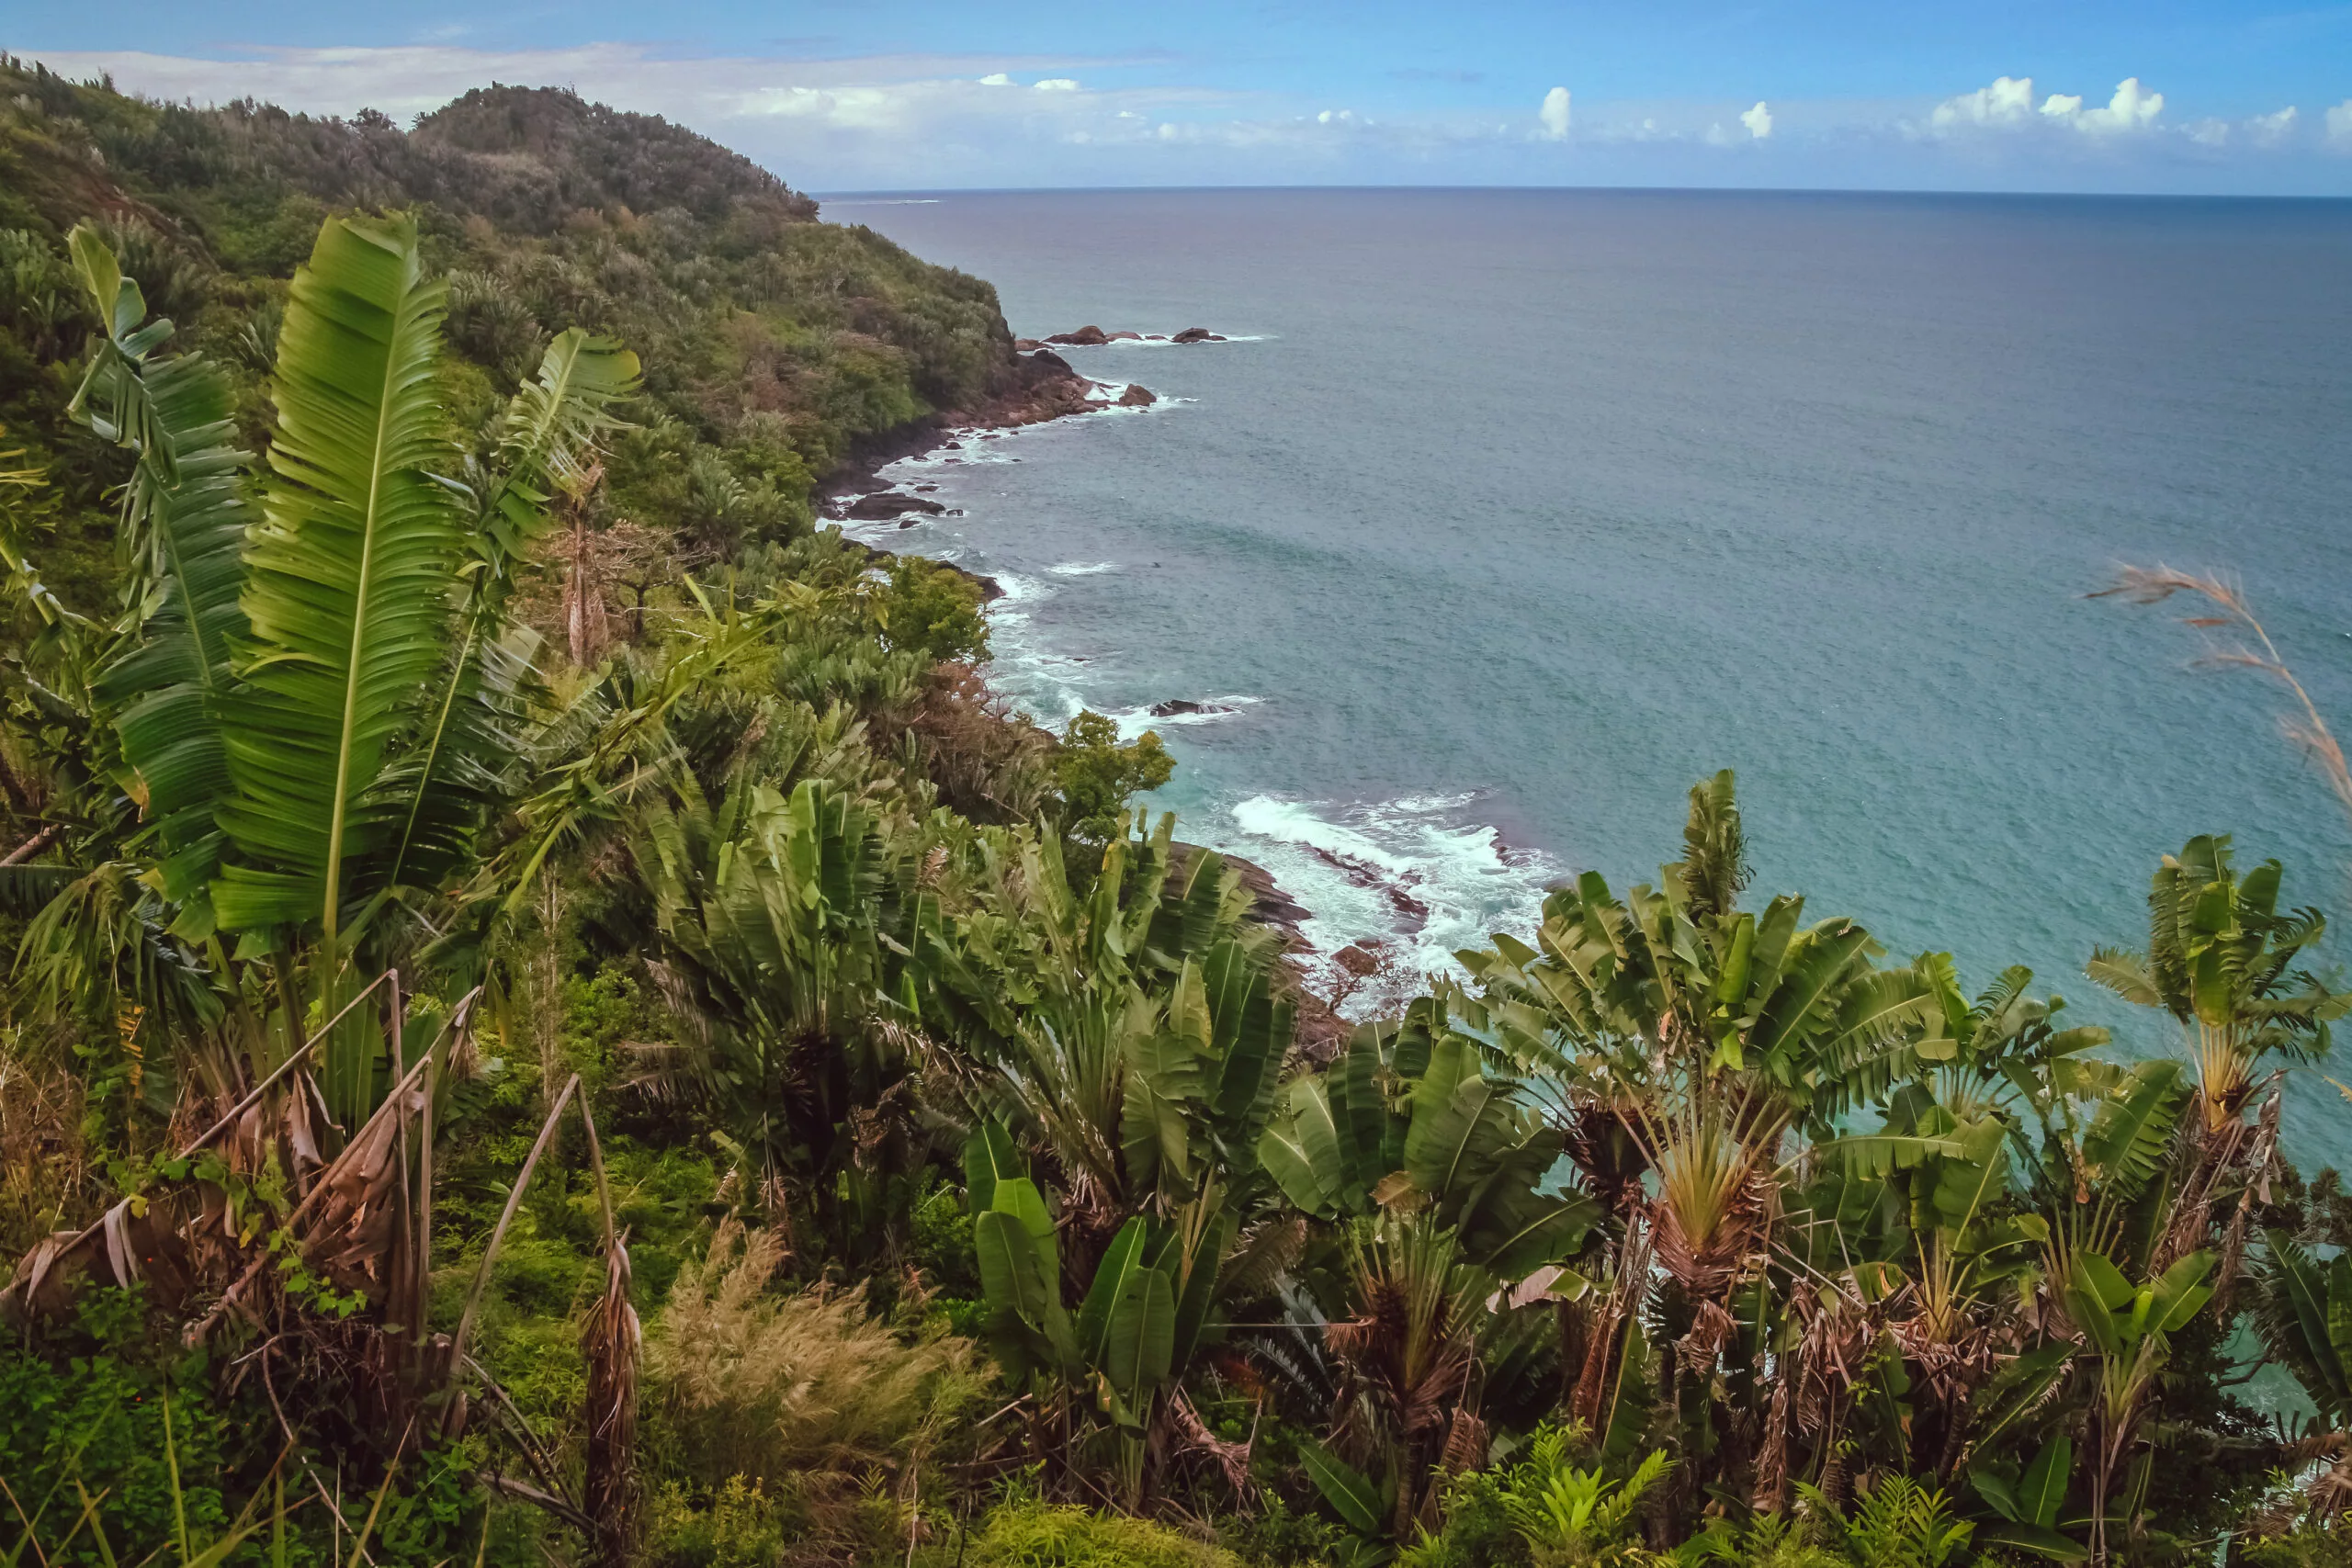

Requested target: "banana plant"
[
  {"left": 934, "top": 826, "right": 1296, "bottom": 1499},
  {"left": 1460, "top": 773, "right": 1938, "bottom": 1310},
  {"left": 1260, "top": 998, "right": 1600, "bottom": 1277},
  {"left": 2059, "top": 1248, "right": 2214, "bottom": 1563},
  {"left": 33, "top": 216, "right": 639, "bottom": 1128},
  {"left": 2089, "top": 834, "right": 2344, "bottom": 1134},
  {"left": 966, "top": 1120, "right": 1233, "bottom": 1506},
  {"left": 2245, "top": 1228, "right": 2352, "bottom": 1518},
  {"left": 921, "top": 819, "right": 1292, "bottom": 1234},
  {"left": 635, "top": 771, "right": 919, "bottom": 1258},
  {"left": 2254, "top": 1229, "right": 2352, "bottom": 1425},
  {"left": 1968, "top": 1435, "right": 2085, "bottom": 1561}
]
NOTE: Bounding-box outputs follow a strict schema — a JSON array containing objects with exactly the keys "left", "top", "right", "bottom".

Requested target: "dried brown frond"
[
  {"left": 2095, "top": 560, "right": 2352, "bottom": 827},
  {"left": 582, "top": 1238, "right": 640, "bottom": 1568}
]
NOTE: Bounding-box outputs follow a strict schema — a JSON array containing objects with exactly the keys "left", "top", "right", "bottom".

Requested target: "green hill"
[{"left": 0, "top": 59, "right": 1019, "bottom": 607}]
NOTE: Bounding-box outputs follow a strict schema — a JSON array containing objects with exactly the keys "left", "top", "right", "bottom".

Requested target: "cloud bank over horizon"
[{"left": 12, "top": 40, "right": 2351, "bottom": 196}]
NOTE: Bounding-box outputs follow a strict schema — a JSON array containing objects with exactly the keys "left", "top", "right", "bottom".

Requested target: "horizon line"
[{"left": 812, "top": 181, "right": 2352, "bottom": 204}]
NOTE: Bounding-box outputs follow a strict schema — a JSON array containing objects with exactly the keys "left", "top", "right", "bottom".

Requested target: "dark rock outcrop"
[
  {"left": 1046, "top": 324, "right": 1111, "bottom": 345},
  {"left": 1171, "top": 326, "right": 1226, "bottom": 344},
  {"left": 1148, "top": 698, "right": 1227, "bottom": 717},
  {"left": 843, "top": 491, "right": 945, "bottom": 521},
  {"left": 1117, "top": 384, "right": 1157, "bottom": 407}
]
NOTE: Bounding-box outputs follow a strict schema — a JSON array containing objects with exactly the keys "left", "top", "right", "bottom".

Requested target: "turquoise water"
[{"left": 830, "top": 187, "right": 2352, "bottom": 1168}]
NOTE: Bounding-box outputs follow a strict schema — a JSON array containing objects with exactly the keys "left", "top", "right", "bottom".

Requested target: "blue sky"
[{"left": 10, "top": 1, "right": 2352, "bottom": 193}]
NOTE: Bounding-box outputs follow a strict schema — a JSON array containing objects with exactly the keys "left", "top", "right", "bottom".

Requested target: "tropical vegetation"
[{"left": 3, "top": 58, "right": 2351, "bottom": 1568}]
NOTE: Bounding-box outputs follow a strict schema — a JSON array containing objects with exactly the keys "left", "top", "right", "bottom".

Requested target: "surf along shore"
[{"left": 815, "top": 331, "right": 1356, "bottom": 1052}]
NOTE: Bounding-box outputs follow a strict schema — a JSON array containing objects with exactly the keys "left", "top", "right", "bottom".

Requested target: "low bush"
[{"left": 963, "top": 1500, "right": 1241, "bottom": 1568}]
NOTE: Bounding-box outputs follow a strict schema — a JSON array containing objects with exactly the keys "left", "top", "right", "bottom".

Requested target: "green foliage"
[
  {"left": 1261, "top": 998, "right": 1599, "bottom": 1275},
  {"left": 4, "top": 56, "right": 2348, "bottom": 1568},
  {"left": 640, "top": 1475, "right": 795, "bottom": 1568},
  {"left": 1807, "top": 1475, "right": 1973, "bottom": 1568},
  {"left": 1055, "top": 711, "right": 1174, "bottom": 843},
  {"left": 880, "top": 554, "right": 990, "bottom": 665},
  {"left": 1495, "top": 1431, "right": 1668, "bottom": 1568},
  {"left": 1399, "top": 1470, "right": 1529, "bottom": 1568},
  {"left": 0, "top": 1294, "right": 242, "bottom": 1568},
  {"left": 962, "top": 1500, "right": 1241, "bottom": 1568},
  {"left": 2245, "top": 1519, "right": 2352, "bottom": 1568}
]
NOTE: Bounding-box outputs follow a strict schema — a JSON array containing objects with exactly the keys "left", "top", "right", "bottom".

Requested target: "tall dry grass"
[
  {"left": 649, "top": 1220, "right": 988, "bottom": 1488},
  {"left": 0, "top": 1030, "right": 92, "bottom": 1256},
  {"left": 2093, "top": 564, "right": 2352, "bottom": 827}
]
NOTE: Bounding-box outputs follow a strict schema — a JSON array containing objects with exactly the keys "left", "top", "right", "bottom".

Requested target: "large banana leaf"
[
  {"left": 1204, "top": 939, "right": 1291, "bottom": 1167},
  {"left": 65, "top": 227, "right": 252, "bottom": 913},
  {"left": 2079, "top": 1059, "right": 2186, "bottom": 1199},
  {"left": 213, "top": 212, "right": 464, "bottom": 946},
  {"left": 472, "top": 328, "right": 639, "bottom": 586},
  {"left": 975, "top": 1207, "right": 1054, "bottom": 1326},
  {"left": 1101, "top": 1255, "right": 1177, "bottom": 1420},
  {"left": 1261, "top": 1073, "right": 1353, "bottom": 1217},
  {"left": 2256, "top": 1228, "right": 2352, "bottom": 1416},
  {"left": 375, "top": 326, "right": 640, "bottom": 890},
  {"left": 1077, "top": 1217, "right": 1150, "bottom": 1366}
]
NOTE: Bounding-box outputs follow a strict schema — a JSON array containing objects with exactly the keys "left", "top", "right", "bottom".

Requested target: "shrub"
[
  {"left": 650, "top": 1221, "right": 989, "bottom": 1486},
  {"left": 878, "top": 556, "right": 989, "bottom": 665},
  {"left": 640, "top": 1475, "right": 795, "bottom": 1568},
  {"left": 2246, "top": 1518, "right": 2352, "bottom": 1568},
  {"left": 964, "top": 1500, "right": 1241, "bottom": 1568},
  {"left": 1399, "top": 1470, "right": 1529, "bottom": 1568},
  {"left": 1054, "top": 711, "right": 1173, "bottom": 843}
]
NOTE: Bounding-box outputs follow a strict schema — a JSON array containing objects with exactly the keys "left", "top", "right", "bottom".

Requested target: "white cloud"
[
  {"left": 1932, "top": 75, "right": 2035, "bottom": 129},
  {"left": 2249, "top": 106, "right": 2297, "bottom": 145},
  {"left": 15, "top": 43, "right": 2346, "bottom": 193},
  {"left": 1538, "top": 85, "right": 1572, "bottom": 141},
  {"left": 2049, "top": 77, "right": 2163, "bottom": 134}
]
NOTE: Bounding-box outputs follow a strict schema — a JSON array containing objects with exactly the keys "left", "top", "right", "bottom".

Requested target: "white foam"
[
  {"left": 1216, "top": 793, "right": 1559, "bottom": 1007},
  {"left": 1109, "top": 695, "right": 1263, "bottom": 740},
  {"left": 1047, "top": 561, "right": 1120, "bottom": 576},
  {"left": 1039, "top": 333, "right": 1272, "bottom": 347}
]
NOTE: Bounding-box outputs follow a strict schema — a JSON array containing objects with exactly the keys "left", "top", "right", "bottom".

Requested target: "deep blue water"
[{"left": 828, "top": 187, "right": 2352, "bottom": 1168}]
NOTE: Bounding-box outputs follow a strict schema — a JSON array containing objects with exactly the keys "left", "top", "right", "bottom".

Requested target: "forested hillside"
[{"left": 3, "top": 58, "right": 2352, "bottom": 1568}]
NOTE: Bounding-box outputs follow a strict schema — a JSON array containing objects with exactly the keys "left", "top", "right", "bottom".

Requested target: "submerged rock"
[{"left": 1148, "top": 698, "right": 1227, "bottom": 716}]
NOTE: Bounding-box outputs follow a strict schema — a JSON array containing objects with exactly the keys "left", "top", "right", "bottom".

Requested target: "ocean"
[{"left": 827, "top": 187, "right": 2352, "bottom": 1166}]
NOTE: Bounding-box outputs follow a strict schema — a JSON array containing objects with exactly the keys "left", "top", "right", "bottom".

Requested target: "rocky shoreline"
[
  {"left": 816, "top": 328, "right": 1347, "bottom": 1048},
  {"left": 817, "top": 344, "right": 1154, "bottom": 558},
  {"left": 816, "top": 321, "right": 1241, "bottom": 533}
]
